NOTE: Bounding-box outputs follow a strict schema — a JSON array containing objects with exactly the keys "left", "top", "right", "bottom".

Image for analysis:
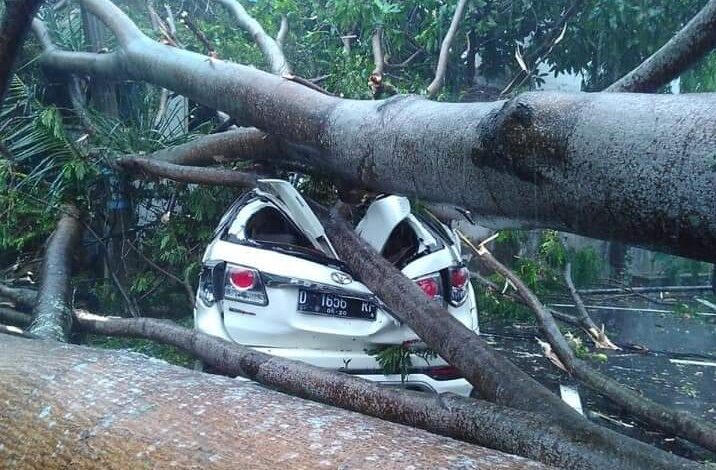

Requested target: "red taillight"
[
  {"left": 451, "top": 266, "right": 469, "bottom": 288},
  {"left": 224, "top": 265, "right": 267, "bottom": 306},
  {"left": 415, "top": 273, "right": 442, "bottom": 301},
  {"left": 448, "top": 266, "right": 470, "bottom": 306},
  {"left": 417, "top": 278, "right": 439, "bottom": 298},
  {"left": 229, "top": 268, "right": 256, "bottom": 290},
  {"left": 426, "top": 366, "right": 462, "bottom": 381}
]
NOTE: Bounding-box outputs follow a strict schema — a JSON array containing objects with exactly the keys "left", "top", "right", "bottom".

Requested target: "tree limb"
[
  {"left": 564, "top": 262, "right": 619, "bottom": 349},
  {"left": 474, "top": 245, "right": 716, "bottom": 453},
  {"left": 72, "top": 310, "right": 693, "bottom": 469},
  {"left": 115, "top": 156, "right": 261, "bottom": 187},
  {"left": 0, "top": 307, "right": 32, "bottom": 328},
  {"left": 0, "top": 0, "right": 46, "bottom": 104},
  {"left": 0, "top": 282, "right": 37, "bottom": 309},
  {"left": 28, "top": 204, "right": 83, "bottom": 342},
  {"left": 213, "top": 0, "right": 291, "bottom": 75},
  {"left": 426, "top": 0, "right": 469, "bottom": 98},
  {"left": 607, "top": 0, "right": 716, "bottom": 92},
  {"left": 276, "top": 14, "right": 288, "bottom": 48},
  {"left": 320, "top": 204, "right": 696, "bottom": 469}
]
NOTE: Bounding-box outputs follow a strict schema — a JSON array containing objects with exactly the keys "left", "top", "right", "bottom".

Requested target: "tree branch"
[
  {"left": 564, "top": 262, "right": 619, "bottom": 349},
  {"left": 607, "top": 0, "right": 716, "bottom": 92},
  {"left": 28, "top": 204, "right": 83, "bottom": 342},
  {"left": 115, "top": 156, "right": 261, "bottom": 187},
  {"left": 0, "top": 282, "right": 37, "bottom": 309},
  {"left": 474, "top": 244, "right": 716, "bottom": 453},
  {"left": 0, "top": 307, "right": 32, "bottom": 328},
  {"left": 213, "top": 0, "right": 291, "bottom": 75},
  {"left": 426, "top": 0, "right": 469, "bottom": 98},
  {"left": 0, "top": 0, "right": 47, "bottom": 103},
  {"left": 276, "top": 14, "right": 288, "bottom": 48},
  {"left": 320, "top": 204, "right": 696, "bottom": 469}
]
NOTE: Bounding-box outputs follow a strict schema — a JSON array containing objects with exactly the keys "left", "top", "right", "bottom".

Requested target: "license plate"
[{"left": 297, "top": 289, "right": 376, "bottom": 320}]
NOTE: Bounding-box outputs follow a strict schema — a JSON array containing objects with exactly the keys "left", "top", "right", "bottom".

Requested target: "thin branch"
[
  {"left": 564, "top": 262, "right": 619, "bottom": 349},
  {"left": 179, "top": 11, "right": 217, "bottom": 58},
  {"left": 276, "top": 14, "right": 288, "bottom": 48},
  {"left": 472, "top": 243, "right": 716, "bottom": 453},
  {"left": 124, "top": 239, "right": 195, "bottom": 306},
  {"left": 426, "top": 0, "right": 469, "bottom": 98},
  {"left": 607, "top": 0, "right": 716, "bottom": 92},
  {"left": 115, "top": 156, "right": 261, "bottom": 187},
  {"left": 213, "top": 0, "right": 290, "bottom": 75}
]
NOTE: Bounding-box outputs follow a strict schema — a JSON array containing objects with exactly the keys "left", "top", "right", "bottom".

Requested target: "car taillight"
[
  {"left": 198, "top": 261, "right": 225, "bottom": 305},
  {"left": 415, "top": 273, "right": 442, "bottom": 302},
  {"left": 426, "top": 366, "right": 462, "bottom": 381},
  {"left": 224, "top": 264, "right": 268, "bottom": 305},
  {"left": 449, "top": 266, "right": 470, "bottom": 306}
]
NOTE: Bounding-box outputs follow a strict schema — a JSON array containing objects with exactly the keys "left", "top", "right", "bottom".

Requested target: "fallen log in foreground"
[{"left": 0, "top": 334, "right": 546, "bottom": 469}]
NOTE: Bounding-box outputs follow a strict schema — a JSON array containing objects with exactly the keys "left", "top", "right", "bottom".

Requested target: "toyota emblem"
[{"left": 331, "top": 271, "right": 353, "bottom": 285}]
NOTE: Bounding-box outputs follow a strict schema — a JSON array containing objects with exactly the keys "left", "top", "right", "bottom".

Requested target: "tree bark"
[
  {"left": 0, "top": 333, "right": 548, "bottom": 469},
  {"left": 0, "top": 0, "right": 46, "bottom": 104},
  {"left": 28, "top": 205, "right": 83, "bottom": 342},
  {"left": 477, "top": 246, "right": 716, "bottom": 453},
  {"left": 69, "top": 311, "right": 685, "bottom": 469},
  {"left": 36, "top": 0, "right": 716, "bottom": 262},
  {"left": 607, "top": 0, "right": 716, "bottom": 92},
  {"left": 320, "top": 206, "right": 698, "bottom": 469}
]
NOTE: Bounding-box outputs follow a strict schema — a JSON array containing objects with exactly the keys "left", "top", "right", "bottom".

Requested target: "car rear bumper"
[{"left": 195, "top": 305, "right": 474, "bottom": 397}]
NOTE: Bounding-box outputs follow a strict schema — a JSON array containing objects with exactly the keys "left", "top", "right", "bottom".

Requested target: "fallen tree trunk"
[
  {"left": 28, "top": 204, "right": 83, "bottom": 342},
  {"left": 36, "top": 0, "right": 716, "bottom": 263},
  {"left": 71, "top": 311, "right": 665, "bottom": 469},
  {"left": 0, "top": 333, "right": 547, "bottom": 469},
  {"left": 320, "top": 205, "right": 698, "bottom": 469},
  {"left": 476, "top": 246, "right": 716, "bottom": 453}
]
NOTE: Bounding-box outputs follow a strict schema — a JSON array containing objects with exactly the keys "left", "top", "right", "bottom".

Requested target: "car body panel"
[{"left": 195, "top": 180, "right": 479, "bottom": 396}]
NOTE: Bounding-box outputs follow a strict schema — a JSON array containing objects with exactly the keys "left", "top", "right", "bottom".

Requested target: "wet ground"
[{"left": 482, "top": 303, "right": 716, "bottom": 461}]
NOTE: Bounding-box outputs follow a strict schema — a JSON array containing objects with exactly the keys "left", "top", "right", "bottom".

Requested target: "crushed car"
[{"left": 194, "top": 179, "right": 479, "bottom": 396}]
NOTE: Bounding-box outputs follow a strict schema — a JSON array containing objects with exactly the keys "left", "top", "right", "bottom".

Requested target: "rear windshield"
[{"left": 382, "top": 217, "right": 447, "bottom": 269}]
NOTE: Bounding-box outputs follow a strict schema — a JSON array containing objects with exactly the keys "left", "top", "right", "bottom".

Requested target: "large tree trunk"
[
  {"left": 0, "top": 0, "right": 46, "bottom": 103},
  {"left": 35, "top": 0, "right": 716, "bottom": 263},
  {"left": 0, "top": 333, "right": 547, "bottom": 469}
]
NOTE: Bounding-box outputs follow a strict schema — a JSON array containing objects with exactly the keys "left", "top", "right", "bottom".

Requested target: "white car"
[{"left": 194, "top": 179, "right": 479, "bottom": 396}]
